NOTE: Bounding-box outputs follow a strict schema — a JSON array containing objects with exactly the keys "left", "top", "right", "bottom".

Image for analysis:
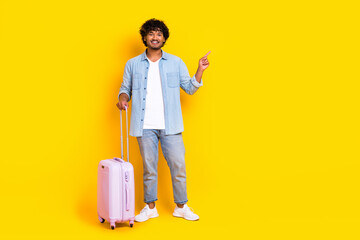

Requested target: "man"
[{"left": 116, "top": 18, "right": 210, "bottom": 222}]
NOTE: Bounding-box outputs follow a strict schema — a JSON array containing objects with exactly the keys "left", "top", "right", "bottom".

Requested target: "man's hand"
[
  {"left": 195, "top": 51, "right": 211, "bottom": 83},
  {"left": 198, "top": 51, "right": 211, "bottom": 72},
  {"left": 116, "top": 93, "right": 129, "bottom": 110}
]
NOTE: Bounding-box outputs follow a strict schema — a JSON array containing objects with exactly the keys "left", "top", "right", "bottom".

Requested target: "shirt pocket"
[
  {"left": 166, "top": 72, "right": 180, "bottom": 88},
  {"left": 132, "top": 73, "right": 142, "bottom": 90}
]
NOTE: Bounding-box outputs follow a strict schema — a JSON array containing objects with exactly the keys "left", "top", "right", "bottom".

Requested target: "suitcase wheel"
[
  {"left": 130, "top": 220, "right": 134, "bottom": 228},
  {"left": 98, "top": 216, "right": 105, "bottom": 223},
  {"left": 110, "top": 223, "right": 115, "bottom": 230},
  {"left": 130, "top": 224, "right": 133, "bottom": 228}
]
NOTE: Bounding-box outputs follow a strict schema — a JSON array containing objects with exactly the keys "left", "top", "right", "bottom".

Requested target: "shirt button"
[
  {"left": 143, "top": 98, "right": 145, "bottom": 100},
  {"left": 145, "top": 77, "right": 147, "bottom": 79},
  {"left": 141, "top": 119, "right": 143, "bottom": 121},
  {"left": 144, "top": 87, "right": 146, "bottom": 90}
]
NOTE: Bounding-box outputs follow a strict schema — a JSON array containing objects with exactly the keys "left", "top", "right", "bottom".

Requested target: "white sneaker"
[
  {"left": 173, "top": 204, "right": 199, "bottom": 221},
  {"left": 134, "top": 204, "right": 159, "bottom": 222}
]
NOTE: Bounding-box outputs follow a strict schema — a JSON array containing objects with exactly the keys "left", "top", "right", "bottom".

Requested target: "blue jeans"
[{"left": 137, "top": 129, "right": 188, "bottom": 204}]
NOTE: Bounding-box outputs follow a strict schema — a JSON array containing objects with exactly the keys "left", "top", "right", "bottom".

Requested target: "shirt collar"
[{"left": 141, "top": 49, "right": 168, "bottom": 61}]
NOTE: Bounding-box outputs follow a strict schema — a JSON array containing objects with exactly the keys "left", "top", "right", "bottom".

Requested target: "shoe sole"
[
  {"left": 135, "top": 213, "right": 159, "bottom": 222},
  {"left": 173, "top": 213, "right": 199, "bottom": 221}
]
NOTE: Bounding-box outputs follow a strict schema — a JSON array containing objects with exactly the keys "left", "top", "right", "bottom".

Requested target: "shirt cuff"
[
  {"left": 191, "top": 75, "right": 203, "bottom": 88},
  {"left": 118, "top": 90, "right": 131, "bottom": 101}
]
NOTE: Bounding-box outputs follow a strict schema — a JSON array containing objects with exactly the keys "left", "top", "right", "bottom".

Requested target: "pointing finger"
[{"left": 204, "top": 51, "right": 211, "bottom": 57}]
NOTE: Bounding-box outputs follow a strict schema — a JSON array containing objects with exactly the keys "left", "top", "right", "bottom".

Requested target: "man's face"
[{"left": 144, "top": 30, "right": 165, "bottom": 50}]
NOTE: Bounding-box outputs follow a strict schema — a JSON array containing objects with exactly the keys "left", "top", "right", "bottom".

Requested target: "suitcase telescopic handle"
[{"left": 120, "top": 106, "right": 129, "bottom": 162}]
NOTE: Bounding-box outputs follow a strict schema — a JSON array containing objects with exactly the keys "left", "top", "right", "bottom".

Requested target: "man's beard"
[{"left": 148, "top": 42, "right": 164, "bottom": 50}]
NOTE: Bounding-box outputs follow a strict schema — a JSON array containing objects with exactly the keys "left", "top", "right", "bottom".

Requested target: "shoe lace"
[
  {"left": 184, "top": 205, "right": 195, "bottom": 214},
  {"left": 140, "top": 206, "right": 149, "bottom": 214}
]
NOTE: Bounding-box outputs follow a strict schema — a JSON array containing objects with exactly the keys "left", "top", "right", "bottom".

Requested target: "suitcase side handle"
[
  {"left": 120, "top": 106, "right": 130, "bottom": 162},
  {"left": 113, "top": 157, "right": 124, "bottom": 163}
]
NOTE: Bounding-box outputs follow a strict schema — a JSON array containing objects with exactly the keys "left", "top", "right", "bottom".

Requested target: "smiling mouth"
[{"left": 151, "top": 41, "right": 159, "bottom": 44}]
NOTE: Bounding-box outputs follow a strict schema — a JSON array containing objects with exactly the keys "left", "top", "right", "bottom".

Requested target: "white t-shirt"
[{"left": 143, "top": 57, "right": 165, "bottom": 129}]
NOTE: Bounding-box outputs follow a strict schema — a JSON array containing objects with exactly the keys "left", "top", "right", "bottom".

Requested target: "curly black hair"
[{"left": 139, "top": 18, "right": 170, "bottom": 47}]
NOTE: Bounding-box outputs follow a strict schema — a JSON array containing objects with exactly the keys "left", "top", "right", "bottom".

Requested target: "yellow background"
[{"left": 1, "top": 0, "right": 359, "bottom": 239}]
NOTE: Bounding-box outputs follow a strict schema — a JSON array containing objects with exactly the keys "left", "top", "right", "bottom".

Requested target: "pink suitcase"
[{"left": 97, "top": 108, "right": 135, "bottom": 229}]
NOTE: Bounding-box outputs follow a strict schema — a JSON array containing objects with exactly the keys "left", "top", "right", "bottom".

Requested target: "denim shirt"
[{"left": 118, "top": 50, "right": 203, "bottom": 137}]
